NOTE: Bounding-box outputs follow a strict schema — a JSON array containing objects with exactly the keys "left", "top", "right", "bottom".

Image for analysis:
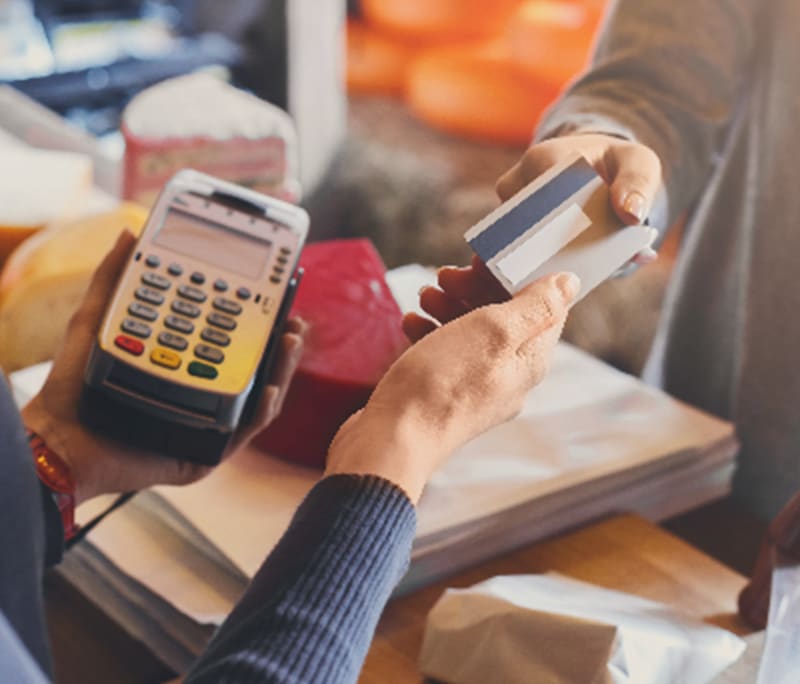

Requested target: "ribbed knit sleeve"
[{"left": 185, "top": 474, "right": 417, "bottom": 684}]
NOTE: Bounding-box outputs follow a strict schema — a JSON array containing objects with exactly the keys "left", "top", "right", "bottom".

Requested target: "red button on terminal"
[{"left": 115, "top": 334, "right": 144, "bottom": 356}]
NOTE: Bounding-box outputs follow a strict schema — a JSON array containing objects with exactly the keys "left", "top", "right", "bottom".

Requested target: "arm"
[
  {"left": 0, "top": 232, "right": 304, "bottom": 681},
  {"left": 535, "top": 0, "right": 758, "bottom": 227},
  {"left": 187, "top": 272, "right": 580, "bottom": 684},
  {"left": 186, "top": 475, "right": 415, "bottom": 684}
]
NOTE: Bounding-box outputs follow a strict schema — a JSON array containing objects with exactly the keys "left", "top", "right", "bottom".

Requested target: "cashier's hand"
[
  {"left": 326, "top": 272, "right": 579, "bottom": 504},
  {"left": 21, "top": 231, "right": 306, "bottom": 506},
  {"left": 498, "top": 133, "right": 662, "bottom": 234}
]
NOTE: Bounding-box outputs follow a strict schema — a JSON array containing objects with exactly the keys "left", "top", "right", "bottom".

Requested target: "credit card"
[{"left": 465, "top": 154, "right": 656, "bottom": 301}]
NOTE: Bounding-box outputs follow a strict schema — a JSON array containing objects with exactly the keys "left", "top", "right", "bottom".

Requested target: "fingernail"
[
  {"left": 555, "top": 272, "right": 581, "bottom": 303},
  {"left": 623, "top": 191, "right": 647, "bottom": 223},
  {"left": 634, "top": 247, "right": 658, "bottom": 265}
]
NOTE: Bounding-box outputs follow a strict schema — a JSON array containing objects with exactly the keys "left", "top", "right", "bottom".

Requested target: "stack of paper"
[{"left": 9, "top": 268, "right": 739, "bottom": 674}]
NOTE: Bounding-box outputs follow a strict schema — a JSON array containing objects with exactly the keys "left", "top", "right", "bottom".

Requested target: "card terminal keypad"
[{"left": 115, "top": 240, "right": 295, "bottom": 383}]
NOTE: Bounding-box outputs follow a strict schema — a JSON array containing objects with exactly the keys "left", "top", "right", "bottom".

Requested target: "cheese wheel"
[
  {"left": 507, "top": 0, "right": 602, "bottom": 88},
  {"left": 0, "top": 203, "right": 148, "bottom": 372},
  {"left": 362, "top": 0, "right": 521, "bottom": 41},
  {"left": 346, "top": 20, "right": 418, "bottom": 97},
  {"left": 0, "top": 145, "right": 93, "bottom": 266},
  {"left": 407, "top": 42, "right": 561, "bottom": 144},
  {"left": 254, "top": 239, "right": 409, "bottom": 469}
]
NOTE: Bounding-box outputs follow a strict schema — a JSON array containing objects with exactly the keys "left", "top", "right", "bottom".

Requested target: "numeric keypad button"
[
  {"left": 164, "top": 315, "right": 194, "bottom": 335},
  {"left": 128, "top": 302, "right": 158, "bottom": 322},
  {"left": 195, "top": 344, "right": 224, "bottom": 364},
  {"left": 172, "top": 300, "right": 201, "bottom": 318},
  {"left": 121, "top": 318, "right": 152, "bottom": 339},
  {"left": 201, "top": 327, "right": 231, "bottom": 347},
  {"left": 158, "top": 331, "right": 189, "bottom": 351},
  {"left": 135, "top": 286, "right": 165, "bottom": 306},
  {"left": 207, "top": 312, "right": 237, "bottom": 331},
  {"left": 177, "top": 284, "right": 207, "bottom": 303},
  {"left": 141, "top": 272, "right": 171, "bottom": 290},
  {"left": 213, "top": 297, "right": 242, "bottom": 316}
]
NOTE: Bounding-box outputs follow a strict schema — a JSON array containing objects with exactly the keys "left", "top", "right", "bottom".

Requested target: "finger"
[
  {"left": 285, "top": 316, "right": 308, "bottom": 337},
  {"left": 506, "top": 272, "right": 579, "bottom": 342},
  {"left": 70, "top": 230, "right": 137, "bottom": 332},
  {"left": 605, "top": 143, "right": 662, "bottom": 225},
  {"left": 632, "top": 247, "right": 659, "bottom": 266},
  {"left": 269, "top": 332, "right": 304, "bottom": 411},
  {"left": 495, "top": 161, "right": 528, "bottom": 201},
  {"left": 419, "top": 286, "right": 469, "bottom": 325},
  {"left": 402, "top": 312, "right": 437, "bottom": 342},
  {"left": 437, "top": 256, "right": 509, "bottom": 308},
  {"left": 511, "top": 272, "right": 580, "bottom": 380},
  {"left": 230, "top": 334, "right": 303, "bottom": 449}
]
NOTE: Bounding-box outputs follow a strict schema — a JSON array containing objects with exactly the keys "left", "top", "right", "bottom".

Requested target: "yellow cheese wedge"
[
  {"left": 0, "top": 203, "right": 148, "bottom": 372},
  {"left": 0, "top": 146, "right": 93, "bottom": 265}
]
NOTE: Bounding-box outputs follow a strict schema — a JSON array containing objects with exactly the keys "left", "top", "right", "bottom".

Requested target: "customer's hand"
[
  {"left": 21, "top": 231, "right": 305, "bottom": 505},
  {"left": 326, "top": 272, "right": 579, "bottom": 503}
]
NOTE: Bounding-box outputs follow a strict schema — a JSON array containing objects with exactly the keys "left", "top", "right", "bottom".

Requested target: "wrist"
[
  {"left": 25, "top": 426, "right": 80, "bottom": 541},
  {"left": 22, "top": 398, "right": 93, "bottom": 506},
  {"left": 325, "top": 407, "right": 445, "bottom": 505}
]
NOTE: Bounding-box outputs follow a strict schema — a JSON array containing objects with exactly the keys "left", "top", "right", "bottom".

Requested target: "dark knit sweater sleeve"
[{"left": 185, "top": 474, "right": 417, "bottom": 684}]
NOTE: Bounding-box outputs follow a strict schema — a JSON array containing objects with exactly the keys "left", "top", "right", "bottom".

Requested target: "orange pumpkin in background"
[
  {"left": 507, "top": 0, "right": 605, "bottom": 88},
  {"left": 406, "top": 41, "right": 561, "bottom": 145},
  {"left": 361, "top": 0, "right": 522, "bottom": 41},
  {"left": 346, "top": 19, "right": 419, "bottom": 97}
]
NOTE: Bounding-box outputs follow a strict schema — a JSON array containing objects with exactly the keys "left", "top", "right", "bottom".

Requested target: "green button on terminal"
[{"left": 188, "top": 361, "right": 218, "bottom": 379}]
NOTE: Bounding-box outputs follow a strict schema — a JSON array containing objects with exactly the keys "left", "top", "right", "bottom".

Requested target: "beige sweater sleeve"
[{"left": 537, "top": 0, "right": 759, "bottom": 227}]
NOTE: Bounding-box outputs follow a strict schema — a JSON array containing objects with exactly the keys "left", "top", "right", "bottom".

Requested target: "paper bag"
[{"left": 419, "top": 574, "right": 745, "bottom": 684}]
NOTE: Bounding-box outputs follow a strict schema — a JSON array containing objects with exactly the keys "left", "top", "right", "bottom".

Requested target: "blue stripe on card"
[{"left": 469, "top": 157, "right": 598, "bottom": 260}]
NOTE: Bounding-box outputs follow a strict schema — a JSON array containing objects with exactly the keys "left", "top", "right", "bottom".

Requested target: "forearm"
[
  {"left": 538, "top": 0, "right": 757, "bottom": 226},
  {"left": 186, "top": 474, "right": 416, "bottom": 684}
]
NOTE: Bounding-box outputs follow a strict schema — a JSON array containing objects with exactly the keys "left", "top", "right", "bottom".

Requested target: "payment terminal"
[{"left": 80, "top": 169, "right": 308, "bottom": 465}]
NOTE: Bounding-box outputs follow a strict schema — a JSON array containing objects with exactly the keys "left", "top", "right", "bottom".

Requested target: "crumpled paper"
[{"left": 420, "top": 574, "right": 745, "bottom": 684}]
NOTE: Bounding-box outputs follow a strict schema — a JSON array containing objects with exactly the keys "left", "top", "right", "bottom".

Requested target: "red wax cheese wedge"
[{"left": 254, "top": 239, "right": 409, "bottom": 468}]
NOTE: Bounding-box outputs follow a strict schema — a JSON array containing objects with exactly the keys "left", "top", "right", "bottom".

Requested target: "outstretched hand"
[
  {"left": 327, "top": 272, "right": 579, "bottom": 503},
  {"left": 22, "top": 231, "right": 306, "bottom": 505}
]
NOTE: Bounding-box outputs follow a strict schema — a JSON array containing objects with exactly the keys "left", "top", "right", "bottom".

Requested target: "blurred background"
[{"left": 0, "top": 0, "right": 678, "bottom": 376}]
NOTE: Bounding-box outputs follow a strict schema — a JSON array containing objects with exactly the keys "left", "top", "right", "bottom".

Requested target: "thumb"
[
  {"left": 501, "top": 271, "right": 580, "bottom": 342},
  {"left": 511, "top": 272, "right": 579, "bottom": 382},
  {"left": 606, "top": 143, "right": 662, "bottom": 225},
  {"left": 70, "top": 229, "right": 136, "bottom": 332}
]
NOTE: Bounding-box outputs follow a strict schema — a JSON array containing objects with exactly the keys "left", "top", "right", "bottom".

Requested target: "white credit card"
[{"left": 465, "top": 154, "right": 656, "bottom": 301}]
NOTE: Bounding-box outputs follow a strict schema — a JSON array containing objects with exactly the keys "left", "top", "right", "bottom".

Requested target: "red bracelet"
[{"left": 27, "top": 429, "right": 79, "bottom": 541}]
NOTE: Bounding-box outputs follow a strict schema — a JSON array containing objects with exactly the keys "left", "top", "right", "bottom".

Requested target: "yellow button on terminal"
[{"left": 150, "top": 347, "right": 181, "bottom": 370}]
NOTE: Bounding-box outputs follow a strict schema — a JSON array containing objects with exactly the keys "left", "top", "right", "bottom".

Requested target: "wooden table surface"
[{"left": 46, "top": 513, "right": 753, "bottom": 683}]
